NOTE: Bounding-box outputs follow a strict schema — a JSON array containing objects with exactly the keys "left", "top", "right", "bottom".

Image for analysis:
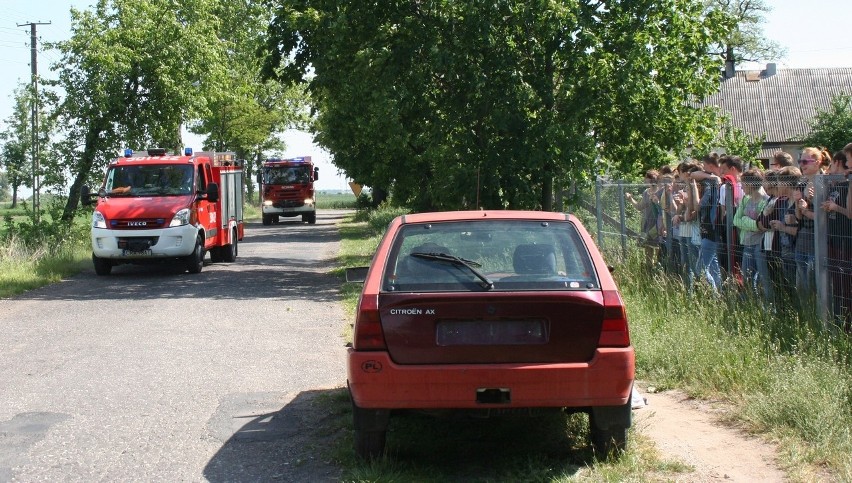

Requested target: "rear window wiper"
[{"left": 410, "top": 252, "right": 494, "bottom": 289}]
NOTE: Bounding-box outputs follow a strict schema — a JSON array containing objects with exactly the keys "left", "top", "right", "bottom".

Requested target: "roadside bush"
[{"left": 365, "top": 204, "right": 409, "bottom": 235}]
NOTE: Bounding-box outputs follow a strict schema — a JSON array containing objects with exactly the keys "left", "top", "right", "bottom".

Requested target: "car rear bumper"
[{"left": 348, "top": 347, "right": 635, "bottom": 409}]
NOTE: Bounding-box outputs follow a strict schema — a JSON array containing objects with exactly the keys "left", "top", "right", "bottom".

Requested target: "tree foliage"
[
  {"left": 705, "top": 0, "right": 785, "bottom": 65},
  {"left": 265, "top": 0, "right": 731, "bottom": 211},
  {"left": 800, "top": 94, "right": 852, "bottom": 154},
  {"left": 188, "top": 2, "right": 310, "bottom": 201},
  {"left": 0, "top": 85, "right": 54, "bottom": 208},
  {"left": 46, "top": 0, "right": 230, "bottom": 221}
]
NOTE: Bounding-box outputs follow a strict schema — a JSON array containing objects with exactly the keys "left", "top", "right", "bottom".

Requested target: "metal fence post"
[
  {"left": 814, "top": 176, "right": 830, "bottom": 328},
  {"left": 724, "top": 183, "right": 735, "bottom": 285},
  {"left": 595, "top": 177, "right": 604, "bottom": 249}
]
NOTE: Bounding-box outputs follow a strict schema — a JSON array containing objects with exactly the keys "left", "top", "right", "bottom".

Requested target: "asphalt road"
[{"left": 0, "top": 210, "right": 352, "bottom": 482}]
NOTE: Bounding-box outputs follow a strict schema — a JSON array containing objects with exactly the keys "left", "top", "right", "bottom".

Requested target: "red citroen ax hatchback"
[{"left": 346, "top": 210, "right": 635, "bottom": 459}]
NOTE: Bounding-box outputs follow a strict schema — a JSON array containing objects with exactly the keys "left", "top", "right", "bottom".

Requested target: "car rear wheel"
[
  {"left": 262, "top": 214, "right": 273, "bottom": 226},
  {"left": 355, "top": 430, "right": 386, "bottom": 460},
  {"left": 351, "top": 399, "right": 389, "bottom": 460},
  {"left": 222, "top": 228, "right": 238, "bottom": 262},
  {"left": 185, "top": 235, "right": 205, "bottom": 274},
  {"left": 92, "top": 254, "right": 112, "bottom": 276},
  {"left": 209, "top": 247, "right": 223, "bottom": 263},
  {"left": 589, "top": 399, "right": 631, "bottom": 459}
]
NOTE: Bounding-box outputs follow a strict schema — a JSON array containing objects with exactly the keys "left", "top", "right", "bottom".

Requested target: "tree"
[
  {"left": 0, "top": 170, "right": 9, "bottom": 202},
  {"left": 186, "top": 1, "right": 310, "bottom": 202},
  {"left": 265, "top": 0, "right": 731, "bottom": 211},
  {"left": 690, "top": 107, "right": 762, "bottom": 163},
  {"left": 46, "top": 0, "right": 229, "bottom": 222},
  {"left": 705, "top": 0, "right": 786, "bottom": 66},
  {"left": 0, "top": 85, "right": 52, "bottom": 208},
  {"left": 800, "top": 94, "right": 852, "bottom": 153}
]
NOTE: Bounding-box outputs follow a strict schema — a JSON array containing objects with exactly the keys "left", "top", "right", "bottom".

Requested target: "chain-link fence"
[{"left": 570, "top": 175, "right": 851, "bottom": 331}]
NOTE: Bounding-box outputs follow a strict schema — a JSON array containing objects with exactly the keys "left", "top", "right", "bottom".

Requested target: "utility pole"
[{"left": 17, "top": 21, "right": 51, "bottom": 223}]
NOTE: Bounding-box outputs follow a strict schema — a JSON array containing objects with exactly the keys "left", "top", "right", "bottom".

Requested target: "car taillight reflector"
[
  {"left": 353, "top": 294, "right": 387, "bottom": 351},
  {"left": 599, "top": 290, "right": 630, "bottom": 347}
]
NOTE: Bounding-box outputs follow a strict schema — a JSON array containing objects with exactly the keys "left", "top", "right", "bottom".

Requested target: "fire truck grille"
[
  {"left": 110, "top": 218, "right": 167, "bottom": 229},
  {"left": 117, "top": 237, "right": 159, "bottom": 251},
  {"left": 273, "top": 200, "right": 305, "bottom": 208}
]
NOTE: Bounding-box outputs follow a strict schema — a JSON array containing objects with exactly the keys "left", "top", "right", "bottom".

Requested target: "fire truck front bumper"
[
  {"left": 91, "top": 224, "right": 199, "bottom": 259},
  {"left": 262, "top": 199, "right": 315, "bottom": 215}
]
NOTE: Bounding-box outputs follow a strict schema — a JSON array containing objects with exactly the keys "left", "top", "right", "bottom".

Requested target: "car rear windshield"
[{"left": 381, "top": 219, "right": 599, "bottom": 292}]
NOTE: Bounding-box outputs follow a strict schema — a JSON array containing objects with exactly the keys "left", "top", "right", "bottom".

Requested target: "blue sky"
[{"left": 2, "top": 0, "right": 852, "bottom": 190}]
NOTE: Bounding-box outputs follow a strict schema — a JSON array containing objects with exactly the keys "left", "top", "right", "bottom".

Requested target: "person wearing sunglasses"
[{"left": 792, "top": 147, "right": 830, "bottom": 298}]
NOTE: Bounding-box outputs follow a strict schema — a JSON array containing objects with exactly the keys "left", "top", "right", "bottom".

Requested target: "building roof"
[{"left": 701, "top": 66, "right": 852, "bottom": 147}]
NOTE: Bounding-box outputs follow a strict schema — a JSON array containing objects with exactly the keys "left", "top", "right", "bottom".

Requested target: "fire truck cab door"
[{"left": 197, "top": 162, "right": 219, "bottom": 243}]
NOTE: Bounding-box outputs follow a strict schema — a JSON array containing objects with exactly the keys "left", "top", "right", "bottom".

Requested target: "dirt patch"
[{"left": 634, "top": 387, "right": 787, "bottom": 482}]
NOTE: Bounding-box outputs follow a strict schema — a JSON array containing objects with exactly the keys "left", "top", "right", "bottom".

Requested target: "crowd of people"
[{"left": 624, "top": 145, "right": 852, "bottom": 332}]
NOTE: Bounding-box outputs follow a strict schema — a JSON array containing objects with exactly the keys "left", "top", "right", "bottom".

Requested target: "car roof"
[{"left": 397, "top": 210, "right": 575, "bottom": 224}]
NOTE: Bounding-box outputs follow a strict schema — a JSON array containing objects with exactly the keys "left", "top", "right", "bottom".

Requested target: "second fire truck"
[{"left": 258, "top": 156, "right": 319, "bottom": 225}]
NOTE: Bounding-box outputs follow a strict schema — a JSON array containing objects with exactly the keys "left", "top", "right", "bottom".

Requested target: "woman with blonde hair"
[{"left": 792, "top": 147, "right": 829, "bottom": 297}]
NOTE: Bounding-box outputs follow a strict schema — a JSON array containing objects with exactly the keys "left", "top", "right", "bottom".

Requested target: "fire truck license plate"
[{"left": 122, "top": 249, "right": 152, "bottom": 257}]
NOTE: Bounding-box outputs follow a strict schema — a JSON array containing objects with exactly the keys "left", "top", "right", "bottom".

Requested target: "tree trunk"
[
  {"left": 541, "top": 174, "right": 553, "bottom": 212},
  {"left": 62, "top": 122, "right": 106, "bottom": 222}
]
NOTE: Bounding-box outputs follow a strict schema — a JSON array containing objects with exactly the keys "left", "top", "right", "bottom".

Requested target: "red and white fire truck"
[
  {"left": 82, "top": 147, "right": 245, "bottom": 275},
  {"left": 258, "top": 156, "right": 319, "bottom": 225}
]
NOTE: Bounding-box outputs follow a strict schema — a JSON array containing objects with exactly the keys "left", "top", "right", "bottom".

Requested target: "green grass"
[
  {"left": 317, "top": 191, "right": 359, "bottom": 209},
  {"left": 616, "top": 251, "right": 852, "bottom": 481},
  {"left": 0, "top": 237, "right": 91, "bottom": 298},
  {"left": 331, "top": 206, "right": 852, "bottom": 482}
]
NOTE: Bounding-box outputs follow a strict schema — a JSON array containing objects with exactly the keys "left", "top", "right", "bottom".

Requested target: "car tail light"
[
  {"left": 353, "top": 294, "right": 387, "bottom": 351},
  {"left": 599, "top": 290, "right": 630, "bottom": 347}
]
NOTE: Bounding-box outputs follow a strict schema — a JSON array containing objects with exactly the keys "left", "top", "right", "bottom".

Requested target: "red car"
[{"left": 346, "top": 210, "right": 635, "bottom": 459}]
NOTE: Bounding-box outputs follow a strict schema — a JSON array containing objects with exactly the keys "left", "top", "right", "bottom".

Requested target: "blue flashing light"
[
  {"left": 124, "top": 149, "right": 133, "bottom": 157},
  {"left": 184, "top": 147, "right": 193, "bottom": 156}
]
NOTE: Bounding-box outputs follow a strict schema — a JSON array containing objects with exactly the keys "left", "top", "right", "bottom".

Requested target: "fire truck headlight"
[
  {"left": 304, "top": 198, "right": 314, "bottom": 206},
  {"left": 263, "top": 200, "right": 273, "bottom": 206},
  {"left": 92, "top": 211, "right": 107, "bottom": 229},
  {"left": 169, "top": 208, "right": 191, "bottom": 227}
]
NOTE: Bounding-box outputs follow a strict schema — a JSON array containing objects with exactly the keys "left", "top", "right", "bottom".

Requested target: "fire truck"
[
  {"left": 258, "top": 156, "right": 319, "bottom": 225},
  {"left": 82, "top": 148, "right": 245, "bottom": 275}
]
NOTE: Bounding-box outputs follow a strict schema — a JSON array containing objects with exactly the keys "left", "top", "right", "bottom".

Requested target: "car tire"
[
  {"left": 307, "top": 212, "right": 316, "bottom": 224},
  {"left": 262, "top": 214, "right": 272, "bottom": 226},
  {"left": 354, "top": 430, "right": 386, "bottom": 460},
  {"left": 222, "top": 228, "right": 238, "bottom": 263},
  {"left": 185, "top": 234, "right": 205, "bottom": 274},
  {"left": 589, "top": 399, "right": 631, "bottom": 459},
  {"left": 351, "top": 399, "right": 389, "bottom": 460},
  {"left": 92, "top": 254, "right": 112, "bottom": 276},
  {"left": 209, "top": 247, "right": 223, "bottom": 263}
]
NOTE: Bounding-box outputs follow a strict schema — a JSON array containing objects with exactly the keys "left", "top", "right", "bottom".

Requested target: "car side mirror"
[
  {"left": 608, "top": 265, "right": 616, "bottom": 274},
  {"left": 206, "top": 182, "right": 220, "bottom": 203},
  {"left": 345, "top": 267, "right": 368, "bottom": 283},
  {"left": 313, "top": 167, "right": 319, "bottom": 181}
]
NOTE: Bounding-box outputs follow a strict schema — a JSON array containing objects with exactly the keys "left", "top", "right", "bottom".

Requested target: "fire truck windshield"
[
  {"left": 104, "top": 164, "right": 195, "bottom": 196},
  {"left": 263, "top": 166, "right": 311, "bottom": 185}
]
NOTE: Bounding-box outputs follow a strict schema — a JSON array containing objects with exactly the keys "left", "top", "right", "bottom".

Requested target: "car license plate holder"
[
  {"left": 436, "top": 319, "right": 548, "bottom": 346},
  {"left": 122, "top": 249, "right": 152, "bottom": 257}
]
